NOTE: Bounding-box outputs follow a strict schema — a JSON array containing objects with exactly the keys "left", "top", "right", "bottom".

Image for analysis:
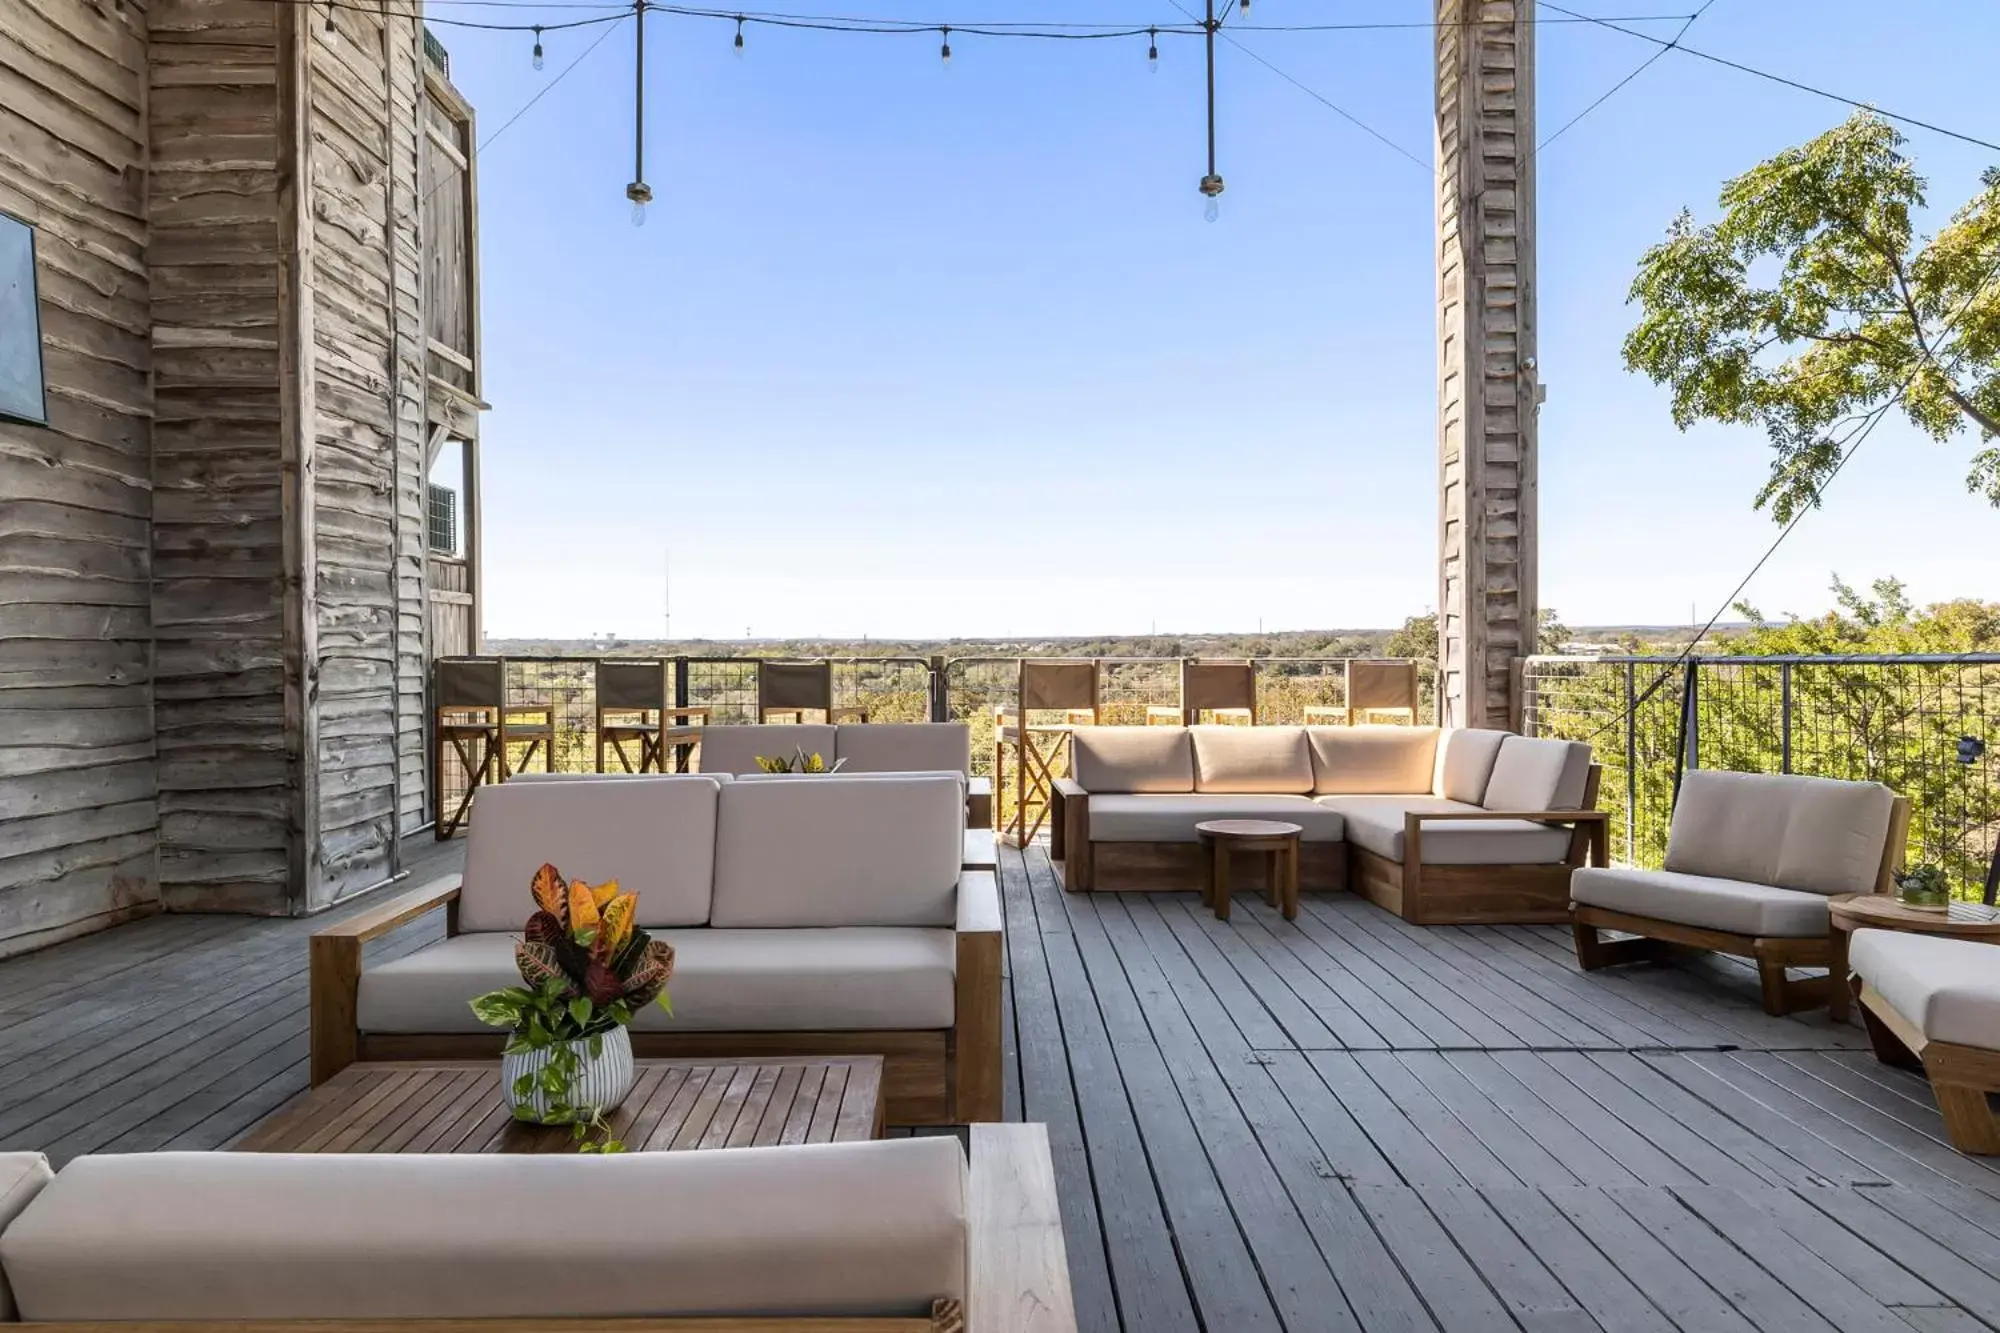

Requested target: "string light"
[
  {"left": 322, "top": 1, "right": 338, "bottom": 45},
  {"left": 939, "top": 25, "right": 951, "bottom": 69},
  {"left": 627, "top": 0, "right": 649, "bottom": 226},
  {"left": 532, "top": 24, "right": 545, "bottom": 69},
  {"left": 733, "top": 15, "right": 744, "bottom": 56},
  {"left": 1238, "top": 0, "right": 1250, "bottom": 12},
  {"left": 1147, "top": 26, "right": 1158, "bottom": 72}
]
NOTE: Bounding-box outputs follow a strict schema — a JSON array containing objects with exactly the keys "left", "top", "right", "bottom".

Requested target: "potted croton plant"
[
  {"left": 470, "top": 864, "right": 674, "bottom": 1149},
  {"left": 755, "top": 746, "right": 848, "bottom": 774}
]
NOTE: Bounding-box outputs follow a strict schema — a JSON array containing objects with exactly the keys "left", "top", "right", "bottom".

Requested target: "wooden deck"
[{"left": 5, "top": 838, "right": 2000, "bottom": 1331}]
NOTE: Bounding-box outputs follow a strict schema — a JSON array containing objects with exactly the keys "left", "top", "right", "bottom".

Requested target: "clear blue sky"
[{"left": 429, "top": 1, "right": 2000, "bottom": 640}]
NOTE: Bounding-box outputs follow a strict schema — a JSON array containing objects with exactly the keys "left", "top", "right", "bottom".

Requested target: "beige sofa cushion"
[
  {"left": 1086, "top": 793, "right": 1344, "bottom": 843},
  {"left": 0, "top": 1153, "right": 54, "bottom": 1321},
  {"left": 0, "top": 1141, "right": 966, "bottom": 1321},
  {"left": 697, "top": 724, "right": 839, "bottom": 776},
  {"left": 1319, "top": 795, "right": 1570, "bottom": 864},
  {"left": 1851, "top": 929, "right": 2000, "bottom": 1049},
  {"left": 1665, "top": 770, "right": 1895, "bottom": 896},
  {"left": 1307, "top": 726, "right": 1439, "bottom": 795},
  {"left": 835, "top": 723, "right": 970, "bottom": 775},
  {"left": 1570, "top": 865, "right": 1830, "bottom": 937},
  {"left": 358, "top": 927, "right": 956, "bottom": 1034},
  {"left": 710, "top": 776, "right": 962, "bottom": 928},
  {"left": 460, "top": 776, "right": 720, "bottom": 932},
  {"left": 1482, "top": 736, "right": 1593, "bottom": 812},
  {"left": 1190, "top": 726, "right": 1312, "bottom": 794},
  {"left": 508, "top": 772, "right": 731, "bottom": 784},
  {"left": 1070, "top": 727, "right": 1194, "bottom": 794},
  {"left": 1432, "top": 729, "right": 1507, "bottom": 803}
]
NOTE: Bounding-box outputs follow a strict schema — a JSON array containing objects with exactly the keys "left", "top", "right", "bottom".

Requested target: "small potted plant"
[
  {"left": 754, "top": 746, "right": 848, "bottom": 774},
  {"left": 1895, "top": 862, "right": 1951, "bottom": 913},
  {"left": 469, "top": 864, "right": 674, "bottom": 1149}
]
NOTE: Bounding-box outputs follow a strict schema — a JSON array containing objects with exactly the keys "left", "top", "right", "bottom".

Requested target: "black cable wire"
[{"left": 1537, "top": 0, "right": 1717, "bottom": 155}]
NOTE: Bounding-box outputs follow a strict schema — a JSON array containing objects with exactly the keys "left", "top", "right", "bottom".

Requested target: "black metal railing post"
[
  {"left": 1623, "top": 660, "right": 1638, "bottom": 865},
  {"left": 929, "top": 655, "right": 949, "bottom": 722},
  {"left": 1672, "top": 658, "right": 1700, "bottom": 809}
]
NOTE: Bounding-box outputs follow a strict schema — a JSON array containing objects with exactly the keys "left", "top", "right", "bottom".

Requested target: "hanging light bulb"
[
  {"left": 626, "top": 181, "right": 653, "bottom": 228},
  {"left": 1147, "top": 27, "right": 1158, "bottom": 72},
  {"left": 1238, "top": 0, "right": 1250, "bottom": 13},
  {"left": 939, "top": 26, "right": 951, "bottom": 70},
  {"left": 1200, "top": 174, "right": 1224, "bottom": 223},
  {"left": 322, "top": 2, "right": 338, "bottom": 46},
  {"left": 531, "top": 25, "right": 545, "bottom": 70},
  {"left": 733, "top": 16, "right": 744, "bottom": 57}
]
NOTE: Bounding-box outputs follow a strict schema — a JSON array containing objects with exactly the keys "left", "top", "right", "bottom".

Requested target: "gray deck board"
[{"left": 4, "top": 835, "right": 2000, "bottom": 1331}]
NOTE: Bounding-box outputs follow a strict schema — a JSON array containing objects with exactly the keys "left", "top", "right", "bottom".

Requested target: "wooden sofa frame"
[
  {"left": 311, "top": 872, "right": 1004, "bottom": 1127},
  {"left": 1053, "top": 767, "right": 1608, "bottom": 926},
  {"left": 1572, "top": 794, "right": 1911, "bottom": 1016},
  {"left": 1854, "top": 975, "right": 2000, "bottom": 1155},
  {"left": 18, "top": 1124, "right": 1076, "bottom": 1333}
]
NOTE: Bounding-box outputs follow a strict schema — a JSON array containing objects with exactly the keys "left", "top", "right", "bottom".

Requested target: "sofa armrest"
[
  {"left": 970, "top": 1123, "right": 1078, "bottom": 1333},
  {"left": 1402, "top": 810, "right": 1610, "bottom": 871},
  {"left": 1051, "top": 777, "right": 1087, "bottom": 801},
  {"left": 1405, "top": 809, "right": 1608, "bottom": 825},
  {"left": 958, "top": 870, "right": 1002, "bottom": 936},
  {"left": 309, "top": 874, "right": 461, "bottom": 1087}
]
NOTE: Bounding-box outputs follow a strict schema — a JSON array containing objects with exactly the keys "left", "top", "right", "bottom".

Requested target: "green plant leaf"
[{"left": 568, "top": 996, "right": 594, "bottom": 1029}]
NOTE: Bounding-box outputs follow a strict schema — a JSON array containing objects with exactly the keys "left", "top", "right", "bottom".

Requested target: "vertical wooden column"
[{"left": 1435, "top": 0, "right": 1538, "bottom": 730}]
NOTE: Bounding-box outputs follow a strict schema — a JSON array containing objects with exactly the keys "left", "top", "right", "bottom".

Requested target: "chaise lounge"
[
  {"left": 1051, "top": 725, "right": 1604, "bottom": 924},
  {"left": 311, "top": 773, "right": 1001, "bottom": 1125}
]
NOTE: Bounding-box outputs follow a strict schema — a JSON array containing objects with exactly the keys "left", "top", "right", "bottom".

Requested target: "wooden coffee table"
[
  {"left": 1197, "top": 819, "right": 1303, "bottom": 922},
  {"left": 1827, "top": 894, "right": 2000, "bottom": 1024},
  {"left": 237, "top": 1057, "right": 885, "bottom": 1153}
]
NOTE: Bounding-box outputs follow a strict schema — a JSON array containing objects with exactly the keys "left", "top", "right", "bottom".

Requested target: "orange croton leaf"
[
  {"left": 530, "top": 863, "right": 567, "bottom": 918},
  {"left": 599, "top": 892, "right": 638, "bottom": 956},
  {"left": 590, "top": 879, "right": 621, "bottom": 909},
  {"left": 567, "top": 879, "right": 602, "bottom": 943}
]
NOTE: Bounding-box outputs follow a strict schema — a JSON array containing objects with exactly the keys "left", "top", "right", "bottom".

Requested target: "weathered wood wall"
[
  {"left": 0, "top": 0, "right": 159, "bottom": 957},
  {"left": 1435, "top": 0, "right": 1537, "bottom": 730},
  {"left": 427, "top": 555, "right": 473, "bottom": 659}
]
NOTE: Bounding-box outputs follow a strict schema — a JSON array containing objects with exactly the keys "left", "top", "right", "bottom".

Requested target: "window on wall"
[
  {"left": 0, "top": 212, "right": 48, "bottom": 427},
  {"left": 426, "top": 484, "right": 459, "bottom": 556}
]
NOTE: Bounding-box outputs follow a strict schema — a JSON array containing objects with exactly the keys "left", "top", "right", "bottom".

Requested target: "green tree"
[{"left": 1623, "top": 112, "right": 2000, "bottom": 521}]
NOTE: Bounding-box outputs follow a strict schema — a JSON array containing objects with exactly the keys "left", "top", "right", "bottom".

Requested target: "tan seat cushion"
[
  {"left": 1432, "top": 729, "right": 1507, "bottom": 803},
  {"left": 1850, "top": 929, "right": 2000, "bottom": 1049},
  {"left": 1482, "top": 736, "right": 1593, "bottom": 811},
  {"left": 835, "top": 723, "right": 970, "bottom": 775},
  {"left": 697, "top": 724, "right": 839, "bottom": 776},
  {"left": 1069, "top": 728, "right": 1194, "bottom": 794},
  {"left": 1307, "top": 726, "right": 1439, "bottom": 795},
  {"left": 1570, "top": 865, "right": 1830, "bottom": 937},
  {"left": 709, "top": 776, "right": 962, "bottom": 928},
  {"left": 1189, "top": 726, "right": 1312, "bottom": 794},
  {"left": 460, "top": 776, "right": 721, "bottom": 931},
  {"left": 0, "top": 1141, "right": 966, "bottom": 1321},
  {"left": 358, "top": 927, "right": 956, "bottom": 1034},
  {"left": 1665, "top": 770, "right": 1895, "bottom": 897},
  {"left": 1319, "top": 795, "right": 1570, "bottom": 864},
  {"left": 1086, "top": 793, "right": 1344, "bottom": 843},
  {"left": 0, "top": 1153, "right": 54, "bottom": 1320}
]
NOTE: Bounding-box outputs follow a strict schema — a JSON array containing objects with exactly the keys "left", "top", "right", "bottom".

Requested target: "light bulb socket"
[
  {"left": 940, "top": 27, "right": 951, "bottom": 62},
  {"left": 1199, "top": 174, "right": 1225, "bottom": 199},
  {"left": 734, "top": 17, "right": 744, "bottom": 51},
  {"left": 626, "top": 181, "right": 654, "bottom": 207},
  {"left": 1147, "top": 27, "right": 1158, "bottom": 62}
]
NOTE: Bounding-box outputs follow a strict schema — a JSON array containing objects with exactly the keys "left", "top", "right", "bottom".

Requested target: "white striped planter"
[{"left": 501, "top": 1026, "right": 636, "bottom": 1124}]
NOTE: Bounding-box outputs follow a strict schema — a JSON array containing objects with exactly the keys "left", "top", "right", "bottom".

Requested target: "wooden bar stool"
[
  {"left": 1346, "top": 659, "right": 1420, "bottom": 725},
  {"left": 758, "top": 660, "right": 868, "bottom": 724},
  {"left": 595, "top": 659, "right": 674, "bottom": 773},
  {"left": 994, "top": 659, "right": 1099, "bottom": 847},
  {"left": 1180, "top": 659, "right": 1257, "bottom": 725},
  {"left": 432, "top": 657, "right": 552, "bottom": 838}
]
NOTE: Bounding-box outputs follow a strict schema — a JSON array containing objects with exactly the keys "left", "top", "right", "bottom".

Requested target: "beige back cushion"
[
  {"left": 1666, "top": 769, "right": 1896, "bottom": 896},
  {"left": 1481, "top": 736, "right": 1594, "bottom": 812},
  {"left": 1307, "top": 726, "right": 1439, "bottom": 795},
  {"left": 1069, "top": 727, "right": 1194, "bottom": 794},
  {"left": 835, "top": 723, "right": 970, "bottom": 776},
  {"left": 710, "top": 776, "right": 962, "bottom": 927},
  {"left": 460, "top": 777, "right": 720, "bottom": 931},
  {"left": 697, "top": 724, "right": 840, "bottom": 776},
  {"left": 0, "top": 1143, "right": 966, "bottom": 1322},
  {"left": 0, "top": 1153, "right": 55, "bottom": 1320},
  {"left": 1432, "top": 729, "right": 1508, "bottom": 803},
  {"left": 1190, "top": 726, "right": 1312, "bottom": 794}
]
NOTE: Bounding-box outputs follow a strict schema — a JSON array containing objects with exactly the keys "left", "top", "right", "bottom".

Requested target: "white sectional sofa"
[
  {"left": 696, "top": 722, "right": 992, "bottom": 828},
  {"left": 312, "top": 773, "right": 1001, "bottom": 1125},
  {"left": 1052, "top": 725, "right": 1604, "bottom": 924},
  {"left": 1571, "top": 769, "right": 1908, "bottom": 1015},
  {"left": 0, "top": 1128, "right": 1076, "bottom": 1330}
]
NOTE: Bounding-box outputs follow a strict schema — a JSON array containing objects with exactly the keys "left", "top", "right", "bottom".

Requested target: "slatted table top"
[{"left": 236, "top": 1057, "right": 886, "bottom": 1154}]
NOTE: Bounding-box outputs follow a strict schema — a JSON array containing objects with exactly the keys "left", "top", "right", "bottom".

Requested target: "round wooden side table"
[
  {"left": 1826, "top": 893, "right": 2000, "bottom": 1024},
  {"left": 1196, "top": 820, "right": 1303, "bottom": 923}
]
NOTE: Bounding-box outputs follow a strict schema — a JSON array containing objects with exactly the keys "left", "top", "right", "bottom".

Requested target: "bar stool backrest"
[
  {"left": 1019, "top": 660, "right": 1099, "bottom": 718},
  {"left": 759, "top": 660, "right": 835, "bottom": 718},
  {"left": 1182, "top": 660, "right": 1256, "bottom": 722},
  {"left": 436, "top": 658, "right": 505, "bottom": 713},
  {"left": 597, "top": 659, "right": 668, "bottom": 712},
  {"left": 1348, "top": 659, "right": 1420, "bottom": 722}
]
